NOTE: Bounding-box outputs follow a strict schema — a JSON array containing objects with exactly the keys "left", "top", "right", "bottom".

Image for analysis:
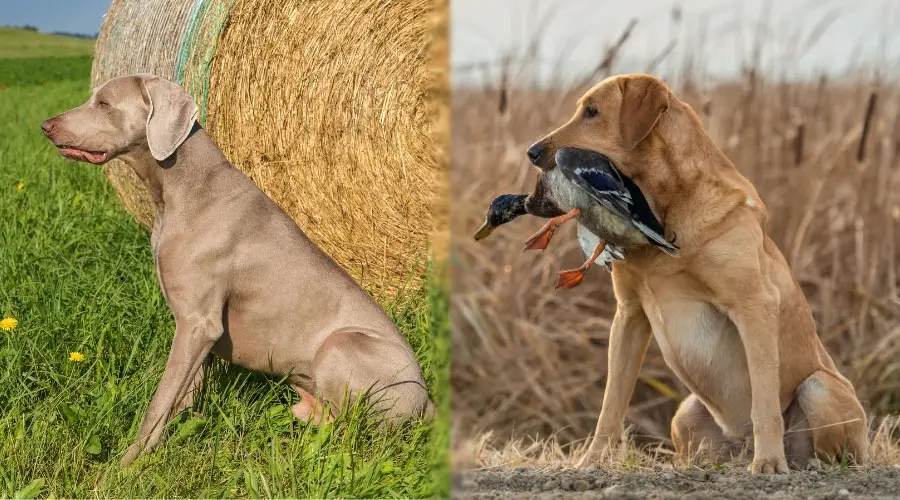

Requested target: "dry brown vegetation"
[
  {"left": 454, "top": 416, "right": 900, "bottom": 472},
  {"left": 451, "top": 13, "right": 900, "bottom": 467}
]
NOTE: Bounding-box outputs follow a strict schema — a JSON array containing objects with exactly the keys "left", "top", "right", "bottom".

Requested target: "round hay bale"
[{"left": 91, "top": 0, "right": 441, "bottom": 296}]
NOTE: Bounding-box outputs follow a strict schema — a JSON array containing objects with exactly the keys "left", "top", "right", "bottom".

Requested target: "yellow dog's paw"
[
  {"left": 749, "top": 455, "right": 789, "bottom": 474},
  {"left": 575, "top": 450, "right": 601, "bottom": 469},
  {"left": 575, "top": 435, "right": 620, "bottom": 469}
]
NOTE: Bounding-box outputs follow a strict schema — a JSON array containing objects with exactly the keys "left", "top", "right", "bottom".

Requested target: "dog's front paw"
[
  {"left": 120, "top": 442, "right": 144, "bottom": 467},
  {"left": 575, "top": 449, "right": 599, "bottom": 469},
  {"left": 575, "top": 433, "right": 620, "bottom": 468},
  {"left": 749, "top": 454, "right": 789, "bottom": 474}
]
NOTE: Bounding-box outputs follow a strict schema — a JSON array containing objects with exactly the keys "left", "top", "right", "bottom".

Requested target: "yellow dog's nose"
[{"left": 526, "top": 142, "right": 546, "bottom": 165}]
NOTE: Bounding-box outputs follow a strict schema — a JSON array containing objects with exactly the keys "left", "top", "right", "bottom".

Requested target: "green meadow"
[
  {"left": 0, "top": 29, "right": 448, "bottom": 498},
  {"left": 0, "top": 28, "right": 95, "bottom": 59}
]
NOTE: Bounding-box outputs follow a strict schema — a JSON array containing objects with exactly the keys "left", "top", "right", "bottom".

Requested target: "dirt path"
[{"left": 454, "top": 467, "right": 900, "bottom": 499}]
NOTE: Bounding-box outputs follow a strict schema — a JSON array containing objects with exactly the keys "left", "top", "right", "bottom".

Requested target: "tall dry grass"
[{"left": 451, "top": 14, "right": 900, "bottom": 460}]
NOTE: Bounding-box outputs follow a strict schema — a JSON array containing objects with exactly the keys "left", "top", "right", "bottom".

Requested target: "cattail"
[{"left": 858, "top": 91, "right": 878, "bottom": 162}]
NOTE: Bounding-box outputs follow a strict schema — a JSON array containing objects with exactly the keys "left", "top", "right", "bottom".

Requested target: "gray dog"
[{"left": 41, "top": 73, "right": 433, "bottom": 466}]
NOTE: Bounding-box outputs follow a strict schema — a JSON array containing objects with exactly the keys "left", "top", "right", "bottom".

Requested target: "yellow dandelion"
[
  {"left": 0, "top": 317, "right": 17, "bottom": 332},
  {"left": 69, "top": 352, "right": 85, "bottom": 362},
  {"left": 16, "top": 182, "right": 25, "bottom": 191}
]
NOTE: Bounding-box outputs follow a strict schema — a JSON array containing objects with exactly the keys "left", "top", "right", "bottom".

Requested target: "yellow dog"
[{"left": 525, "top": 73, "right": 868, "bottom": 473}]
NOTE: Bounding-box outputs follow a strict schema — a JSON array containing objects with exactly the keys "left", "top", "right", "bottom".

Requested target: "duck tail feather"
[{"left": 633, "top": 219, "right": 680, "bottom": 256}]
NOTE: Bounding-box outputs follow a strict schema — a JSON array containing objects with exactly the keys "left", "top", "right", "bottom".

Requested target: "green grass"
[
  {"left": 0, "top": 56, "right": 93, "bottom": 87},
  {"left": 0, "top": 54, "right": 448, "bottom": 498},
  {"left": 0, "top": 28, "right": 95, "bottom": 59}
]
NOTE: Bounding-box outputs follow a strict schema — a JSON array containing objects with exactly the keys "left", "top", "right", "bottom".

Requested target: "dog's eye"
[
  {"left": 583, "top": 106, "right": 598, "bottom": 118},
  {"left": 96, "top": 100, "right": 109, "bottom": 107}
]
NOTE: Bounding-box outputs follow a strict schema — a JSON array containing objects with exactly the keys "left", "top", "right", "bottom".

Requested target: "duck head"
[{"left": 474, "top": 193, "right": 528, "bottom": 241}]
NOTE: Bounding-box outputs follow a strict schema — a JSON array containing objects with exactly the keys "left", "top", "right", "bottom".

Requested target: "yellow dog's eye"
[{"left": 583, "top": 106, "right": 598, "bottom": 118}]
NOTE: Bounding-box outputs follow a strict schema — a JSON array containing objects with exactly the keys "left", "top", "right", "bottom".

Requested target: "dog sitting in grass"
[{"left": 41, "top": 73, "right": 433, "bottom": 466}]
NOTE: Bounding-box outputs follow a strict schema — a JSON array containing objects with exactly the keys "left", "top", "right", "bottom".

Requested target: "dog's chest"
[{"left": 638, "top": 280, "right": 752, "bottom": 423}]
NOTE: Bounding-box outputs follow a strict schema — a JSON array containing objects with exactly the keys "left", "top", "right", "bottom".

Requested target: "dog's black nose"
[
  {"left": 40, "top": 120, "right": 54, "bottom": 136},
  {"left": 527, "top": 142, "right": 546, "bottom": 165}
]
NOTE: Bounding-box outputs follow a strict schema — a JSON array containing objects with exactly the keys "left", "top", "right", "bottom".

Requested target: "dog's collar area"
[{"left": 188, "top": 121, "right": 202, "bottom": 137}]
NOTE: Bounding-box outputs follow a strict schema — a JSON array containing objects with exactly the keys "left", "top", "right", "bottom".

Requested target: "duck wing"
[
  {"left": 556, "top": 147, "right": 679, "bottom": 256},
  {"left": 556, "top": 148, "right": 633, "bottom": 220},
  {"left": 620, "top": 175, "right": 679, "bottom": 255}
]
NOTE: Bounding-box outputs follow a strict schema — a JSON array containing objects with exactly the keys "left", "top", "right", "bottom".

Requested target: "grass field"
[
  {"left": 0, "top": 29, "right": 448, "bottom": 498},
  {"left": 0, "top": 28, "right": 95, "bottom": 58}
]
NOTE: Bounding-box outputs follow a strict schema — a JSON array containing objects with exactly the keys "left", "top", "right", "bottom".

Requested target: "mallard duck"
[
  {"left": 473, "top": 171, "right": 566, "bottom": 241},
  {"left": 523, "top": 146, "right": 678, "bottom": 288}
]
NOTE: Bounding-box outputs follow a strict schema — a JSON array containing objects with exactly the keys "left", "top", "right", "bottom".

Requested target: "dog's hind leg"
[
  {"left": 793, "top": 370, "right": 869, "bottom": 465},
  {"left": 311, "top": 328, "right": 432, "bottom": 424},
  {"left": 671, "top": 394, "right": 744, "bottom": 465},
  {"left": 782, "top": 396, "right": 815, "bottom": 469},
  {"left": 290, "top": 384, "right": 333, "bottom": 425}
]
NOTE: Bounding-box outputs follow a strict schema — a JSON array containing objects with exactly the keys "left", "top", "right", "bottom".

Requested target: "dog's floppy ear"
[
  {"left": 140, "top": 75, "right": 199, "bottom": 161},
  {"left": 618, "top": 74, "right": 669, "bottom": 151}
]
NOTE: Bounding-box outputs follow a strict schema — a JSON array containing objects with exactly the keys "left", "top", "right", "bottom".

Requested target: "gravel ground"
[{"left": 453, "top": 466, "right": 900, "bottom": 499}]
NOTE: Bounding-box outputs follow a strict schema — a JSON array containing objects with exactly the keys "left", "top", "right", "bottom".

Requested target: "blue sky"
[
  {"left": 0, "top": 0, "right": 111, "bottom": 34},
  {"left": 453, "top": 0, "right": 900, "bottom": 84}
]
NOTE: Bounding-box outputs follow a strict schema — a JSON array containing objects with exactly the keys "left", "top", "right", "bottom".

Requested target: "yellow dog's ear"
[{"left": 618, "top": 74, "right": 669, "bottom": 151}]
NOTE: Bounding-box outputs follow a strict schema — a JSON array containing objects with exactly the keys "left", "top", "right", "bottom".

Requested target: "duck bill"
[{"left": 473, "top": 220, "right": 495, "bottom": 241}]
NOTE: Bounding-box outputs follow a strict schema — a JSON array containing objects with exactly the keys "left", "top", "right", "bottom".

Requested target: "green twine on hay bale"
[{"left": 174, "top": 0, "right": 234, "bottom": 124}]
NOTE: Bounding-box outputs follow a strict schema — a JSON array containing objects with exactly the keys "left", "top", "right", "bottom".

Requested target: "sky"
[
  {"left": 0, "top": 0, "right": 111, "bottom": 34},
  {"left": 2, "top": 0, "right": 898, "bottom": 82},
  {"left": 452, "top": 0, "right": 900, "bottom": 85}
]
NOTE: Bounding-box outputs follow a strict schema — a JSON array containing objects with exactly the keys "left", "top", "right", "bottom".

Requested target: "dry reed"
[{"left": 92, "top": 0, "right": 442, "bottom": 296}]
